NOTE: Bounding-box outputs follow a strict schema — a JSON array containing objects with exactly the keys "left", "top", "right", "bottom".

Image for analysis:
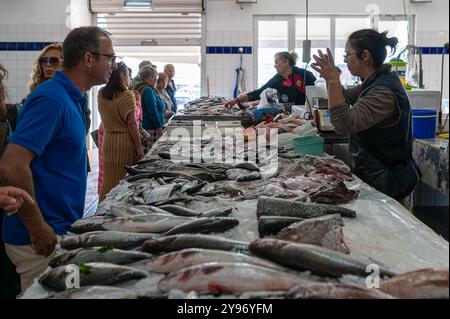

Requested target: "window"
[{"left": 255, "top": 15, "right": 413, "bottom": 88}]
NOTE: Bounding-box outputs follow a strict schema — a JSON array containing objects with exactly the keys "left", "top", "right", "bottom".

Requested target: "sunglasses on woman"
[{"left": 39, "top": 57, "right": 63, "bottom": 66}]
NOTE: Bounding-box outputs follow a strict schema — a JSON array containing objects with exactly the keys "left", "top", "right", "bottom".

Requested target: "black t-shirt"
[{"left": 248, "top": 67, "right": 316, "bottom": 105}]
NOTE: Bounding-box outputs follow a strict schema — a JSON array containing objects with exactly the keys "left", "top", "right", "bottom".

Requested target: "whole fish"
[
  {"left": 226, "top": 168, "right": 248, "bottom": 180},
  {"left": 49, "top": 248, "right": 152, "bottom": 268},
  {"left": 258, "top": 216, "right": 305, "bottom": 237},
  {"left": 256, "top": 198, "right": 357, "bottom": 219},
  {"left": 276, "top": 214, "right": 350, "bottom": 254},
  {"left": 102, "top": 214, "right": 192, "bottom": 233},
  {"left": 200, "top": 207, "right": 234, "bottom": 218},
  {"left": 47, "top": 286, "right": 138, "bottom": 299},
  {"left": 158, "top": 262, "right": 309, "bottom": 294},
  {"left": 379, "top": 268, "right": 449, "bottom": 299},
  {"left": 39, "top": 262, "right": 148, "bottom": 291},
  {"left": 158, "top": 204, "right": 201, "bottom": 217},
  {"left": 69, "top": 216, "right": 109, "bottom": 234},
  {"left": 141, "top": 234, "right": 249, "bottom": 254},
  {"left": 231, "top": 162, "right": 260, "bottom": 172},
  {"left": 287, "top": 282, "right": 395, "bottom": 299},
  {"left": 146, "top": 248, "right": 283, "bottom": 273},
  {"left": 109, "top": 204, "right": 172, "bottom": 218},
  {"left": 236, "top": 171, "right": 261, "bottom": 182},
  {"left": 60, "top": 231, "right": 158, "bottom": 250},
  {"left": 249, "top": 239, "right": 396, "bottom": 278},
  {"left": 162, "top": 217, "right": 239, "bottom": 236}
]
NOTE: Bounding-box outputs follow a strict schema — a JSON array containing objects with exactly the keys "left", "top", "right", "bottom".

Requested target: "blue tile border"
[
  {"left": 0, "top": 42, "right": 60, "bottom": 51},
  {"left": 419, "top": 47, "right": 449, "bottom": 55},
  {"left": 206, "top": 46, "right": 252, "bottom": 54}
]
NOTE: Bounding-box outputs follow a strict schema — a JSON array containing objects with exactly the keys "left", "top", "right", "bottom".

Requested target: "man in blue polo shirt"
[{"left": 0, "top": 26, "right": 117, "bottom": 293}]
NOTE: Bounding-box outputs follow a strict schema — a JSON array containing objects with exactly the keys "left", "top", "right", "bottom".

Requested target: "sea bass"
[
  {"left": 276, "top": 214, "right": 350, "bottom": 254},
  {"left": 146, "top": 248, "right": 283, "bottom": 273},
  {"left": 158, "top": 205, "right": 201, "bottom": 217},
  {"left": 39, "top": 262, "right": 147, "bottom": 291},
  {"left": 141, "top": 234, "right": 249, "bottom": 254},
  {"left": 47, "top": 286, "right": 138, "bottom": 299},
  {"left": 287, "top": 282, "right": 395, "bottom": 299},
  {"left": 102, "top": 214, "right": 193, "bottom": 233},
  {"left": 249, "top": 239, "right": 396, "bottom": 278},
  {"left": 60, "top": 231, "right": 158, "bottom": 250},
  {"left": 49, "top": 247, "right": 152, "bottom": 268},
  {"left": 379, "top": 268, "right": 449, "bottom": 299},
  {"left": 200, "top": 207, "right": 234, "bottom": 218},
  {"left": 256, "top": 198, "right": 356, "bottom": 219},
  {"left": 158, "top": 262, "right": 309, "bottom": 294},
  {"left": 162, "top": 217, "right": 239, "bottom": 236},
  {"left": 68, "top": 216, "right": 110, "bottom": 234}
]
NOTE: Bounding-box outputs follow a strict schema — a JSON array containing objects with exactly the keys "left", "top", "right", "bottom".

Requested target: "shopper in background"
[
  {"left": 98, "top": 62, "right": 142, "bottom": 201},
  {"left": 164, "top": 64, "right": 178, "bottom": 113},
  {"left": 132, "top": 60, "right": 157, "bottom": 89},
  {"left": 135, "top": 65, "right": 165, "bottom": 153},
  {"left": 1, "top": 64, "right": 10, "bottom": 155},
  {"left": 310, "top": 29, "right": 420, "bottom": 201},
  {"left": 225, "top": 51, "right": 316, "bottom": 108},
  {"left": 155, "top": 72, "right": 175, "bottom": 124},
  {"left": 0, "top": 26, "right": 117, "bottom": 293}
]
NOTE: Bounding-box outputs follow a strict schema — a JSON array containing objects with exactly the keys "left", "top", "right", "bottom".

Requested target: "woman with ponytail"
[
  {"left": 311, "top": 29, "right": 420, "bottom": 201},
  {"left": 225, "top": 51, "right": 316, "bottom": 108}
]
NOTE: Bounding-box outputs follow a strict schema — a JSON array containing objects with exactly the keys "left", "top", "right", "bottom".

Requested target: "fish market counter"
[
  {"left": 22, "top": 133, "right": 449, "bottom": 299},
  {"left": 412, "top": 138, "right": 449, "bottom": 195}
]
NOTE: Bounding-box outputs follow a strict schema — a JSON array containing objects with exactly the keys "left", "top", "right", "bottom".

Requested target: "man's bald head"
[{"left": 164, "top": 64, "right": 175, "bottom": 79}]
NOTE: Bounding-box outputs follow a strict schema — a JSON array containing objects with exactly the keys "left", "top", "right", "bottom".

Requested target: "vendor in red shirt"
[{"left": 225, "top": 51, "right": 316, "bottom": 108}]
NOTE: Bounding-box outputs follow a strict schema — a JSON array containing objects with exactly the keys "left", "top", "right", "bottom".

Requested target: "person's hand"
[
  {"left": 311, "top": 48, "right": 341, "bottom": 83},
  {"left": 29, "top": 221, "right": 57, "bottom": 257},
  {"left": 135, "top": 147, "right": 144, "bottom": 161},
  {"left": 224, "top": 98, "right": 238, "bottom": 109},
  {"left": 0, "top": 186, "right": 35, "bottom": 215}
]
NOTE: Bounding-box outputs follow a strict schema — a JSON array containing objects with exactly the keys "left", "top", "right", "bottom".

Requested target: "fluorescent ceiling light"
[{"left": 124, "top": 1, "right": 152, "bottom": 8}]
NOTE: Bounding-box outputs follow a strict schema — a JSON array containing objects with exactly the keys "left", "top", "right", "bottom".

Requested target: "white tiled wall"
[
  {"left": 205, "top": 31, "right": 254, "bottom": 98},
  {"left": 416, "top": 31, "right": 449, "bottom": 100},
  {"left": 0, "top": 23, "right": 69, "bottom": 104}
]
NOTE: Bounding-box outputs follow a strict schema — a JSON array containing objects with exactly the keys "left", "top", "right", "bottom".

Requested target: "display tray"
[{"left": 172, "top": 114, "right": 253, "bottom": 122}]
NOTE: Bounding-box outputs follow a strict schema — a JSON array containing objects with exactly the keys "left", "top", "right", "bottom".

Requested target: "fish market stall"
[
  {"left": 22, "top": 129, "right": 449, "bottom": 299},
  {"left": 412, "top": 138, "right": 449, "bottom": 195}
]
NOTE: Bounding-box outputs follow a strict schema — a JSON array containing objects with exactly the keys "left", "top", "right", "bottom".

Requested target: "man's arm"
[{"left": 0, "top": 144, "right": 57, "bottom": 256}]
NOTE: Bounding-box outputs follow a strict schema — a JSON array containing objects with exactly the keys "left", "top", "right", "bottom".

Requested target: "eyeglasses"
[
  {"left": 343, "top": 52, "right": 358, "bottom": 60},
  {"left": 90, "top": 52, "right": 117, "bottom": 64},
  {"left": 39, "top": 57, "right": 62, "bottom": 66}
]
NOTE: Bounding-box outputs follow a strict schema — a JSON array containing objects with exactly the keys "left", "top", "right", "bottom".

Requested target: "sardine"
[
  {"left": 158, "top": 262, "right": 309, "bottom": 294},
  {"left": 141, "top": 234, "right": 249, "bottom": 254},
  {"left": 162, "top": 217, "right": 239, "bottom": 236},
  {"left": 256, "top": 198, "right": 357, "bottom": 219},
  {"left": 102, "top": 215, "right": 192, "bottom": 233},
  {"left": 379, "top": 268, "right": 449, "bottom": 299},
  {"left": 47, "top": 286, "right": 138, "bottom": 299},
  {"left": 200, "top": 207, "right": 234, "bottom": 218},
  {"left": 146, "top": 248, "right": 283, "bottom": 273},
  {"left": 158, "top": 204, "right": 201, "bottom": 217},
  {"left": 249, "top": 239, "right": 396, "bottom": 278},
  {"left": 287, "top": 282, "right": 395, "bottom": 299},
  {"left": 276, "top": 214, "right": 350, "bottom": 254},
  {"left": 60, "top": 231, "right": 158, "bottom": 250},
  {"left": 39, "top": 262, "right": 148, "bottom": 291},
  {"left": 258, "top": 216, "right": 305, "bottom": 237},
  {"left": 49, "top": 247, "right": 151, "bottom": 267}
]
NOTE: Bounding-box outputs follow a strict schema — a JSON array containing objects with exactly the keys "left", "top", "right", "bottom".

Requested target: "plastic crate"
[{"left": 292, "top": 135, "right": 324, "bottom": 155}]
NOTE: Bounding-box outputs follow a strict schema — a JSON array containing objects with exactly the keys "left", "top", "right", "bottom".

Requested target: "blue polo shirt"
[{"left": 2, "top": 71, "right": 87, "bottom": 245}]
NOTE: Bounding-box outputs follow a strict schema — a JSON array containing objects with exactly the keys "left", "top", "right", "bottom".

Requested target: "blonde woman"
[{"left": 28, "top": 43, "right": 63, "bottom": 93}]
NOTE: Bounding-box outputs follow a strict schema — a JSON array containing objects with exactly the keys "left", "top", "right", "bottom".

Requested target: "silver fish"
[
  {"left": 39, "top": 262, "right": 148, "bottom": 291},
  {"left": 146, "top": 248, "right": 283, "bottom": 273},
  {"left": 256, "top": 197, "right": 357, "bottom": 219},
  {"left": 102, "top": 214, "right": 192, "bottom": 233},
  {"left": 287, "top": 282, "right": 395, "bottom": 299},
  {"left": 68, "top": 216, "right": 110, "bottom": 234},
  {"left": 158, "top": 262, "right": 309, "bottom": 294},
  {"left": 200, "top": 207, "right": 234, "bottom": 218},
  {"left": 60, "top": 231, "right": 158, "bottom": 250},
  {"left": 141, "top": 234, "right": 249, "bottom": 254},
  {"left": 47, "top": 286, "right": 138, "bottom": 299},
  {"left": 158, "top": 204, "right": 201, "bottom": 217},
  {"left": 162, "top": 217, "right": 239, "bottom": 236},
  {"left": 249, "top": 239, "right": 397, "bottom": 278},
  {"left": 49, "top": 247, "right": 152, "bottom": 268}
]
